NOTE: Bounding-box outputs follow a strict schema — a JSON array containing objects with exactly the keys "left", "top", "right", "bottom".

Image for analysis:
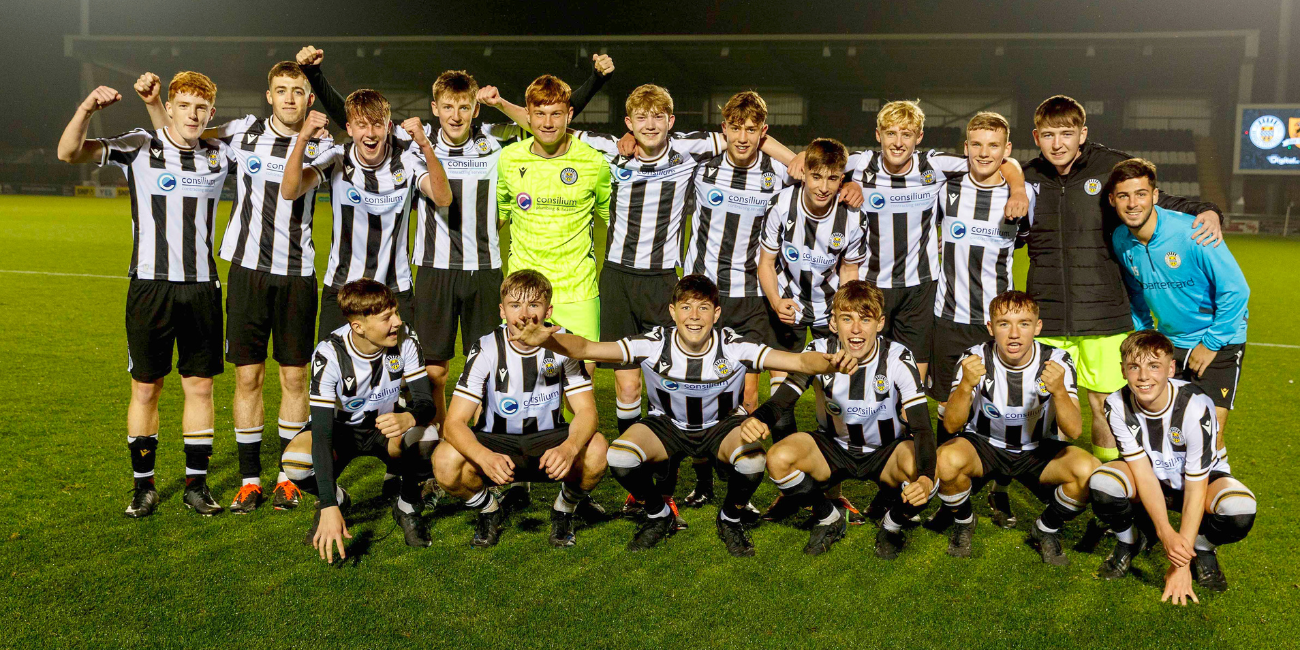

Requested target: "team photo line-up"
[{"left": 54, "top": 44, "right": 1255, "bottom": 603}]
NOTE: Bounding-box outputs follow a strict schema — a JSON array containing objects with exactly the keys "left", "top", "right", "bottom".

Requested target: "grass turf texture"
[{"left": 1, "top": 194, "right": 1296, "bottom": 648}]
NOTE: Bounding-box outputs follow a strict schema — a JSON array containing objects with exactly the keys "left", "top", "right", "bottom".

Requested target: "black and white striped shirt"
[
  {"left": 685, "top": 152, "right": 791, "bottom": 298},
  {"left": 409, "top": 122, "right": 523, "bottom": 270},
  {"left": 780, "top": 336, "right": 925, "bottom": 455},
  {"left": 215, "top": 115, "right": 332, "bottom": 277},
  {"left": 579, "top": 131, "right": 725, "bottom": 270},
  {"left": 97, "top": 128, "right": 232, "bottom": 282},
  {"left": 312, "top": 136, "right": 428, "bottom": 291},
  {"left": 845, "top": 149, "right": 968, "bottom": 289},
  {"left": 1105, "top": 379, "right": 1226, "bottom": 492},
  {"left": 759, "top": 185, "right": 866, "bottom": 327},
  {"left": 453, "top": 326, "right": 593, "bottom": 435},
  {"left": 935, "top": 174, "right": 1034, "bottom": 324},
  {"left": 308, "top": 324, "right": 426, "bottom": 428},
  {"left": 951, "top": 341, "right": 1077, "bottom": 452},
  {"left": 618, "top": 326, "right": 773, "bottom": 431}
]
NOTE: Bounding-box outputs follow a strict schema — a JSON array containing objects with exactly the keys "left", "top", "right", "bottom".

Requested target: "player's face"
[
  {"left": 625, "top": 109, "right": 675, "bottom": 154},
  {"left": 722, "top": 118, "right": 767, "bottom": 166},
  {"left": 829, "top": 309, "right": 885, "bottom": 360},
  {"left": 353, "top": 307, "right": 402, "bottom": 348},
  {"left": 1032, "top": 124, "right": 1087, "bottom": 170},
  {"left": 804, "top": 166, "right": 843, "bottom": 212},
  {"left": 165, "top": 92, "right": 215, "bottom": 142},
  {"left": 528, "top": 102, "right": 573, "bottom": 146},
  {"left": 669, "top": 297, "right": 720, "bottom": 348},
  {"left": 1122, "top": 352, "right": 1176, "bottom": 409},
  {"left": 433, "top": 92, "right": 479, "bottom": 144},
  {"left": 988, "top": 308, "right": 1043, "bottom": 365},
  {"left": 1110, "top": 177, "right": 1159, "bottom": 231},
  {"left": 266, "top": 75, "right": 314, "bottom": 127},
  {"left": 964, "top": 128, "right": 1010, "bottom": 179},
  {"left": 501, "top": 291, "right": 553, "bottom": 342},
  {"left": 875, "top": 123, "right": 922, "bottom": 171},
  {"left": 346, "top": 115, "right": 390, "bottom": 164}
]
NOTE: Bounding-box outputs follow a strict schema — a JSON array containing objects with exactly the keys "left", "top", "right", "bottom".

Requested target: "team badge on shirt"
[
  {"left": 1084, "top": 179, "right": 1102, "bottom": 195},
  {"left": 921, "top": 169, "right": 937, "bottom": 185},
  {"left": 475, "top": 136, "right": 491, "bottom": 154},
  {"left": 829, "top": 232, "right": 845, "bottom": 250},
  {"left": 715, "top": 358, "right": 736, "bottom": 378},
  {"left": 306, "top": 142, "right": 319, "bottom": 157},
  {"left": 560, "top": 167, "right": 578, "bottom": 185},
  {"left": 207, "top": 149, "right": 220, "bottom": 167},
  {"left": 1037, "top": 377, "right": 1051, "bottom": 397},
  {"left": 670, "top": 153, "right": 684, "bottom": 166},
  {"left": 873, "top": 374, "right": 889, "bottom": 394},
  {"left": 386, "top": 354, "right": 402, "bottom": 373},
  {"left": 394, "top": 168, "right": 405, "bottom": 184},
  {"left": 541, "top": 357, "right": 560, "bottom": 378},
  {"left": 761, "top": 171, "right": 775, "bottom": 190},
  {"left": 1169, "top": 426, "right": 1185, "bottom": 446},
  {"left": 1165, "top": 252, "right": 1182, "bottom": 268}
]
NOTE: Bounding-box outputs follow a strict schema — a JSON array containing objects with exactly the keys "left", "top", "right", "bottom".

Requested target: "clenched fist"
[
  {"left": 134, "top": 72, "right": 161, "bottom": 104},
  {"left": 297, "top": 45, "right": 324, "bottom": 66}
]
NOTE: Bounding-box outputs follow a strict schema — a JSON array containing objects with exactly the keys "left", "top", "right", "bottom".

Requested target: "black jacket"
[{"left": 1021, "top": 140, "right": 1220, "bottom": 337}]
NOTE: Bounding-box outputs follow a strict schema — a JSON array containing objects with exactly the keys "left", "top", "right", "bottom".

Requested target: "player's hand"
[
  {"left": 1041, "top": 360, "right": 1068, "bottom": 395},
  {"left": 838, "top": 181, "right": 864, "bottom": 208},
  {"left": 375, "top": 412, "right": 416, "bottom": 439},
  {"left": 617, "top": 132, "right": 637, "bottom": 157},
  {"left": 959, "top": 354, "right": 987, "bottom": 388},
  {"left": 80, "top": 86, "right": 121, "bottom": 113},
  {"left": 772, "top": 298, "right": 799, "bottom": 325},
  {"left": 538, "top": 442, "right": 579, "bottom": 480},
  {"left": 738, "top": 417, "right": 771, "bottom": 444},
  {"left": 134, "top": 73, "right": 161, "bottom": 104},
  {"left": 1187, "top": 343, "right": 1217, "bottom": 378},
  {"left": 787, "top": 151, "right": 807, "bottom": 181},
  {"left": 297, "top": 45, "right": 324, "bottom": 66},
  {"left": 901, "top": 476, "right": 934, "bottom": 507},
  {"left": 1003, "top": 189, "right": 1029, "bottom": 220},
  {"left": 1161, "top": 564, "right": 1199, "bottom": 606},
  {"left": 509, "top": 316, "right": 561, "bottom": 348},
  {"left": 823, "top": 349, "right": 859, "bottom": 375},
  {"left": 1159, "top": 528, "right": 1196, "bottom": 567},
  {"left": 313, "top": 506, "right": 351, "bottom": 564},
  {"left": 476, "top": 85, "right": 502, "bottom": 107},
  {"left": 592, "top": 53, "right": 615, "bottom": 77},
  {"left": 1191, "top": 210, "right": 1223, "bottom": 247},
  {"left": 302, "top": 110, "right": 329, "bottom": 139},
  {"left": 401, "top": 117, "right": 430, "bottom": 147},
  {"left": 480, "top": 452, "right": 516, "bottom": 486}
]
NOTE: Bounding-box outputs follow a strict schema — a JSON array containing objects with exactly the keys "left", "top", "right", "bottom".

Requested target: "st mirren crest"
[
  {"left": 541, "top": 357, "right": 561, "bottom": 378},
  {"left": 393, "top": 168, "right": 405, "bottom": 184},
  {"left": 873, "top": 374, "right": 889, "bottom": 394},
  {"left": 305, "top": 141, "right": 320, "bottom": 158},
  {"left": 921, "top": 169, "right": 937, "bottom": 185},
  {"left": 670, "top": 153, "right": 684, "bottom": 166},
  {"left": 207, "top": 148, "right": 220, "bottom": 167},
  {"left": 385, "top": 354, "right": 402, "bottom": 373},
  {"left": 1169, "top": 426, "right": 1185, "bottom": 446},
  {"left": 475, "top": 136, "right": 491, "bottom": 154},
  {"left": 714, "top": 357, "right": 735, "bottom": 378},
  {"left": 829, "top": 232, "right": 845, "bottom": 250},
  {"left": 760, "top": 171, "right": 775, "bottom": 190}
]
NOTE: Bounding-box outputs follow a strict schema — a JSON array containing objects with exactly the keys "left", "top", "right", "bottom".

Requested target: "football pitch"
[{"left": 1, "top": 194, "right": 1296, "bottom": 648}]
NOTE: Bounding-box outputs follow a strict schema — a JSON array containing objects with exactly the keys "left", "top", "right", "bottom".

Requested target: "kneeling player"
[
  {"left": 282, "top": 280, "right": 438, "bottom": 563},
  {"left": 936, "top": 291, "right": 1098, "bottom": 565},
  {"left": 1089, "top": 331, "right": 1255, "bottom": 599},
  {"left": 512, "top": 274, "right": 857, "bottom": 556},
  {"left": 751, "top": 281, "right": 937, "bottom": 557},
  {"left": 434, "top": 270, "right": 608, "bottom": 549}
]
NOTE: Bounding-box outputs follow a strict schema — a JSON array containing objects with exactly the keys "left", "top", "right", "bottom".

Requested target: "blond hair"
[
  {"left": 877, "top": 100, "right": 924, "bottom": 132},
  {"left": 625, "top": 84, "right": 674, "bottom": 117},
  {"left": 721, "top": 91, "right": 767, "bottom": 127}
]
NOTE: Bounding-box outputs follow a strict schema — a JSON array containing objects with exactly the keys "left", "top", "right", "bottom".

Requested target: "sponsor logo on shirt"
[
  {"left": 499, "top": 397, "right": 520, "bottom": 415},
  {"left": 517, "top": 192, "right": 532, "bottom": 211},
  {"left": 782, "top": 243, "right": 801, "bottom": 263},
  {"left": 868, "top": 192, "right": 887, "bottom": 210},
  {"left": 660, "top": 378, "right": 680, "bottom": 391},
  {"left": 825, "top": 399, "right": 843, "bottom": 416},
  {"left": 247, "top": 156, "right": 262, "bottom": 174},
  {"left": 444, "top": 159, "right": 490, "bottom": 170},
  {"left": 345, "top": 187, "right": 362, "bottom": 204},
  {"left": 157, "top": 173, "right": 177, "bottom": 191},
  {"left": 614, "top": 167, "right": 633, "bottom": 181},
  {"left": 982, "top": 403, "right": 1002, "bottom": 419},
  {"left": 949, "top": 221, "right": 967, "bottom": 239},
  {"left": 706, "top": 189, "right": 725, "bottom": 207}
]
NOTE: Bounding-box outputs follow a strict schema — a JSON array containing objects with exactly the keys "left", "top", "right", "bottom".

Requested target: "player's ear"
[
  {"left": 499, "top": 304, "right": 506, "bottom": 322},
  {"left": 472, "top": 102, "right": 481, "bottom": 119},
  {"left": 666, "top": 113, "right": 676, "bottom": 130},
  {"left": 307, "top": 92, "right": 315, "bottom": 108},
  {"left": 828, "top": 317, "right": 839, "bottom": 335},
  {"left": 544, "top": 304, "right": 554, "bottom": 322},
  {"left": 875, "top": 127, "right": 883, "bottom": 143},
  {"left": 1152, "top": 187, "right": 1159, "bottom": 204},
  {"left": 915, "top": 129, "right": 924, "bottom": 144},
  {"left": 1079, "top": 125, "right": 1088, "bottom": 144},
  {"left": 1108, "top": 193, "right": 1117, "bottom": 208},
  {"left": 266, "top": 89, "right": 273, "bottom": 106},
  {"left": 1034, "top": 319, "right": 1043, "bottom": 337},
  {"left": 985, "top": 320, "right": 995, "bottom": 338}
]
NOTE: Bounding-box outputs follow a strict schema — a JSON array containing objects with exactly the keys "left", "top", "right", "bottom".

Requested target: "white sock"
[
  {"left": 882, "top": 512, "right": 903, "bottom": 533},
  {"left": 1194, "top": 534, "right": 1216, "bottom": 552},
  {"left": 396, "top": 497, "right": 416, "bottom": 514},
  {"left": 1036, "top": 518, "right": 1058, "bottom": 534},
  {"left": 335, "top": 485, "right": 345, "bottom": 503},
  {"left": 1115, "top": 526, "right": 1137, "bottom": 544},
  {"left": 719, "top": 510, "right": 740, "bottom": 523},
  {"left": 242, "top": 477, "right": 261, "bottom": 486},
  {"left": 818, "top": 507, "right": 842, "bottom": 526}
]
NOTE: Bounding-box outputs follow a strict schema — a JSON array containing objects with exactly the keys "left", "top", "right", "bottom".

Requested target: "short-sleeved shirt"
[
  {"left": 97, "top": 128, "right": 233, "bottom": 282},
  {"left": 452, "top": 325, "right": 593, "bottom": 434},
  {"left": 1105, "top": 378, "right": 1227, "bottom": 492},
  {"left": 935, "top": 172, "right": 1034, "bottom": 324},
  {"left": 312, "top": 136, "right": 429, "bottom": 290},
  {"left": 759, "top": 185, "right": 866, "bottom": 327},
  {"left": 495, "top": 136, "right": 612, "bottom": 304},
  {"left": 950, "top": 341, "right": 1077, "bottom": 451},
  {"left": 618, "top": 326, "right": 773, "bottom": 431},
  {"left": 308, "top": 324, "right": 426, "bottom": 428}
]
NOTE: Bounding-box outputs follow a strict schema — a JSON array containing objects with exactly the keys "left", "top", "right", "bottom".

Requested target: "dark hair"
[
  {"left": 266, "top": 61, "right": 305, "bottom": 88},
  {"left": 338, "top": 279, "right": 397, "bottom": 320},
  {"left": 432, "top": 70, "right": 478, "bottom": 103},
  {"left": 988, "top": 290, "right": 1040, "bottom": 319},
  {"left": 1120, "top": 330, "right": 1175, "bottom": 363},
  {"left": 1108, "top": 158, "right": 1158, "bottom": 193},
  {"left": 1033, "top": 95, "right": 1086, "bottom": 129},
  {"left": 671, "top": 274, "right": 720, "bottom": 307},
  {"left": 803, "top": 138, "right": 848, "bottom": 176},
  {"left": 500, "top": 269, "right": 553, "bottom": 304},
  {"left": 831, "top": 281, "right": 884, "bottom": 321}
]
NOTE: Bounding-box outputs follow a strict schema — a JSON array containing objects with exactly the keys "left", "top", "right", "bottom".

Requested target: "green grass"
[{"left": 1, "top": 194, "right": 1297, "bottom": 648}]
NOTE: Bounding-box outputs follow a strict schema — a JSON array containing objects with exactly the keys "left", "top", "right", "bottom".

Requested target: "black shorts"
[
  {"left": 224, "top": 264, "right": 318, "bottom": 367},
  {"left": 813, "top": 431, "right": 908, "bottom": 486},
  {"left": 881, "top": 281, "right": 936, "bottom": 364},
  {"left": 960, "top": 433, "right": 1070, "bottom": 500},
  {"left": 473, "top": 427, "right": 571, "bottom": 484},
  {"left": 639, "top": 413, "right": 748, "bottom": 460},
  {"left": 1160, "top": 470, "right": 1236, "bottom": 512},
  {"left": 413, "top": 266, "right": 503, "bottom": 363},
  {"left": 928, "top": 317, "right": 992, "bottom": 401},
  {"left": 719, "top": 295, "right": 778, "bottom": 349},
  {"left": 1174, "top": 344, "right": 1244, "bottom": 410},
  {"left": 300, "top": 419, "right": 391, "bottom": 473},
  {"left": 599, "top": 263, "right": 678, "bottom": 370},
  {"left": 770, "top": 319, "right": 832, "bottom": 353},
  {"left": 126, "top": 278, "right": 224, "bottom": 382},
  {"left": 317, "top": 284, "right": 417, "bottom": 343}
]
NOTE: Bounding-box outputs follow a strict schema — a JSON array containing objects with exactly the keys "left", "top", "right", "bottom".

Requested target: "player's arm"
[
  {"left": 1042, "top": 359, "right": 1082, "bottom": 439},
  {"left": 1188, "top": 242, "right": 1251, "bottom": 376},
  {"left": 763, "top": 347, "right": 859, "bottom": 376},
  {"left": 999, "top": 157, "right": 1029, "bottom": 219},
  {"left": 296, "top": 46, "right": 348, "bottom": 127},
  {"left": 510, "top": 319, "right": 627, "bottom": 364},
  {"left": 893, "top": 351, "right": 936, "bottom": 498},
  {"left": 569, "top": 53, "right": 614, "bottom": 118},
  {"left": 443, "top": 394, "right": 516, "bottom": 486},
  {"left": 400, "top": 117, "right": 453, "bottom": 206},
  {"left": 539, "top": 379, "right": 599, "bottom": 480},
  {"left": 744, "top": 374, "right": 812, "bottom": 442},
  {"left": 757, "top": 248, "right": 798, "bottom": 326},
  {"left": 594, "top": 159, "right": 612, "bottom": 225},
  {"left": 280, "top": 111, "right": 329, "bottom": 200},
  {"left": 374, "top": 343, "right": 437, "bottom": 439},
  {"left": 1126, "top": 454, "right": 1193, "bottom": 565},
  {"left": 1116, "top": 238, "right": 1157, "bottom": 332},
  {"left": 306, "top": 351, "right": 350, "bottom": 562},
  {"left": 1155, "top": 192, "right": 1223, "bottom": 247},
  {"left": 944, "top": 354, "right": 983, "bottom": 434},
  {"left": 57, "top": 87, "right": 121, "bottom": 164},
  {"left": 479, "top": 87, "right": 530, "bottom": 131}
]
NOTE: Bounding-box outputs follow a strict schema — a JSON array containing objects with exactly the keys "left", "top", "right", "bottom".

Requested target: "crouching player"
[
  {"left": 435, "top": 270, "right": 607, "bottom": 549},
  {"left": 750, "top": 281, "right": 937, "bottom": 558},
  {"left": 511, "top": 275, "right": 857, "bottom": 556},
  {"left": 282, "top": 280, "right": 438, "bottom": 563},
  {"left": 1089, "top": 330, "right": 1255, "bottom": 599},
  {"left": 936, "top": 291, "right": 1098, "bottom": 565}
]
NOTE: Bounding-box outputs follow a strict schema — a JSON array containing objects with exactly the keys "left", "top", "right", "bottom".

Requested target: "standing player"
[
  {"left": 511, "top": 275, "right": 859, "bottom": 557},
  {"left": 934, "top": 291, "right": 1098, "bottom": 565},
  {"left": 1021, "top": 95, "right": 1223, "bottom": 461},
  {"left": 750, "top": 281, "right": 937, "bottom": 558},
  {"left": 1108, "top": 159, "right": 1249, "bottom": 448},
  {"left": 434, "top": 271, "right": 607, "bottom": 548},
  {"left": 281, "top": 280, "right": 438, "bottom": 563},
  {"left": 1089, "top": 331, "right": 1255, "bottom": 597},
  {"left": 57, "top": 74, "right": 233, "bottom": 517},
  {"left": 135, "top": 63, "right": 332, "bottom": 513},
  {"left": 279, "top": 96, "right": 453, "bottom": 339}
]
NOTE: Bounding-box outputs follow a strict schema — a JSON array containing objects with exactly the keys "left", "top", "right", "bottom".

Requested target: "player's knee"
[
  {"left": 1207, "top": 488, "right": 1257, "bottom": 544},
  {"left": 131, "top": 379, "right": 164, "bottom": 404},
  {"left": 1068, "top": 453, "right": 1102, "bottom": 487},
  {"left": 583, "top": 436, "right": 609, "bottom": 473},
  {"left": 432, "top": 443, "right": 464, "bottom": 488},
  {"left": 1088, "top": 467, "right": 1133, "bottom": 511},
  {"left": 765, "top": 440, "right": 800, "bottom": 476},
  {"left": 729, "top": 442, "right": 766, "bottom": 476},
  {"left": 425, "top": 363, "right": 449, "bottom": 386},
  {"left": 181, "top": 377, "right": 214, "bottom": 400},
  {"left": 280, "top": 450, "right": 314, "bottom": 482},
  {"left": 236, "top": 365, "right": 266, "bottom": 393},
  {"left": 277, "top": 366, "right": 306, "bottom": 395},
  {"left": 936, "top": 447, "right": 963, "bottom": 484},
  {"left": 606, "top": 439, "right": 646, "bottom": 479}
]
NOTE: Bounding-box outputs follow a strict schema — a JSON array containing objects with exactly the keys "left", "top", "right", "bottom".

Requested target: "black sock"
[
  {"left": 721, "top": 466, "right": 763, "bottom": 520},
  {"left": 128, "top": 436, "right": 158, "bottom": 488},
  {"left": 616, "top": 417, "right": 636, "bottom": 434},
  {"left": 1038, "top": 487, "right": 1083, "bottom": 532},
  {"left": 811, "top": 495, "right": 836, "bottom": 521},
  {"left": 398, "top": 442, "right": 429, "bottom": 508},
  {"left": 693, "top": 458, "right": 715, "bottom": 494},
  {"left": 943, "top": 489, "right": 974, "bottom": 522},
  {"left": 889, "top": 490, "right": 929, "bottom": 524},
  {"left": 611, "top": 464, "right": 666, "bottom": 516},
  {"left": 658, "top": 455, "right": 683, "bottom": 498},
  {"left": 183, "top": 432, "right": 213, "bottom": 488},
  {"left": 235, "top": 426, "right": 263, "bottom": 483}
]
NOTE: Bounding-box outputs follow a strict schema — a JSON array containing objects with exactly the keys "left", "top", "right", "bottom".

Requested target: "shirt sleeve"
[
  {"left": 759, "top": 200, "right": 784, "bottom": 253},
  {"left": 842, "top": 214, "right": 867, "bottom": 265},
  {"left": 1114, "top": 234, "right": 1157, "bottom": 332},
  {"left": 673, "top": 131, "right": 726, "bottom": 158},
  {"left": 575, "top": 131, "right": 620, "bottom": 160},
  {"left": 309, "top": 144, "right": 342, "bottom": 184},
  {"left": 615, "top": 328, "right": 664, "bottom": 365},
  {"left": 1195, "top": 240, "right": 1250, "bottom": 351},
  {"left": 926, "top": 150, "right": 970, "bottom": 175},
  {"left": 1183, "top": 397, "right": 1216, "bottom": 482},
  {"left": 723, "top": 329, "right": 774, "bottom": 372},
  {"left": 496, "top": 152, "right": 515, "bottom": 224},
  {"left": 843, "top": 151, "right": 867, "bottom": 183},
  {"left": 405, "top": 149, "right": 431, "bottom": 190},
  {"left": 308, "top": 345, "right": 339, "bottom": 410},
  {"left": 483, "top": 122, "right": 525, "bottom": 146},
  {"left": 452, "top": 339, "right": 493, "bottom": 405},
  {"left": 96, "top": 130, "right": 152, "bottom": 170},
  {"left": 1105, "top": 397, "right": 1146, "bottom": 462},
  {"left": 891, "top": 346, "right": 927, "bottom": 410},
  {"left": 593, "top": 155, "right": 613, "bottom": 225},
  {"left": 1057, "top": 351, "right": 1080, "bottom": 398},
  {"left": 213, "top": 115, "right": 258, "bottom": 141},
  {"left": 561, "top": 355, "right": 594, "bottom": 397},
  {"left": 401, "top": 336, "right": 426, "bottom": 383}
]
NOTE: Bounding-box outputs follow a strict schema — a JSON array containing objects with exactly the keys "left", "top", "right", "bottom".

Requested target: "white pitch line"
[
  {"left": 1250, "top": 342, "right": 1300, "bottom": 349},
  {"left": 0, "top": 269, "right": 125, "bottom": 279}
]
